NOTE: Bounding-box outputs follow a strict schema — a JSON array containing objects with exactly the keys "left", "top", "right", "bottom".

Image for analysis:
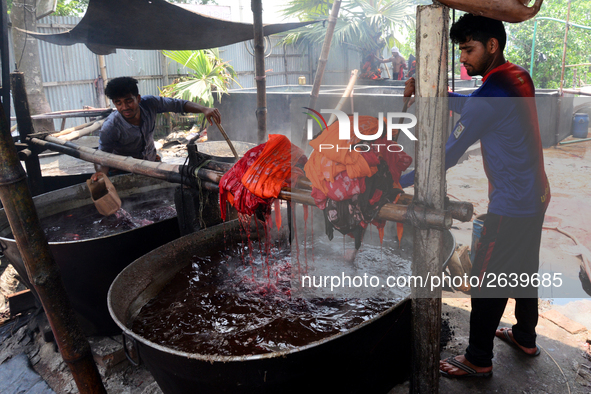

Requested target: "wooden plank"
[{"left": 411, "top": 4, "right": 449, "bottom": 394}]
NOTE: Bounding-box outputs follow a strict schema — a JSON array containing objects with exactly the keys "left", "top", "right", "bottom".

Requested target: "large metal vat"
[
  {"left": 0, "top": 174, "right": 181, "bottom": 336},
  {"left": 108, "top": 219, "right": 455, "bottom": 394}
]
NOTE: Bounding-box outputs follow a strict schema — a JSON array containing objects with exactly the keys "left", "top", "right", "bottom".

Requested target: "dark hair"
[
  {"left": 450, "top": 14, "right": 506, "bottom": 52},
  {"left": 104, "top": 77, "right": 139, "bottom": 100}
]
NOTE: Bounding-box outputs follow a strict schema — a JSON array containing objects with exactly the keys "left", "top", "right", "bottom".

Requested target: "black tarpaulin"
[{"left": 21, "top": 0, "right": 314, "bottom": 55}]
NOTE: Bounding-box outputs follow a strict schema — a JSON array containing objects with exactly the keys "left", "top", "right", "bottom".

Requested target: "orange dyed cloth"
[
  {"left": 219, "top": 135, "right": 305, "bottom": 225},
  {"left": 305, "top": 115, "right": 380, "bottom": 195},
  {"left": 242, "top": 134, "right": 305, "bottom": 199}
]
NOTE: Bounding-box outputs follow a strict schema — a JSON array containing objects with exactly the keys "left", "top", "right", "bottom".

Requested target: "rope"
[
  {"left": 193, "top": 159, "right": 212, "bottom": 229},
  {"left": 405, "top": 201, "right": 448, "bottom": 231},
  {"left": 539, "top": 344, "right": 571, "bottom": 394}
]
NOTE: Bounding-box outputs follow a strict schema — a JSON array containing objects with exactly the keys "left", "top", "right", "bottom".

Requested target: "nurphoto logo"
[{"left": 304, "top": 108, "right": 417, "bottom": 153}]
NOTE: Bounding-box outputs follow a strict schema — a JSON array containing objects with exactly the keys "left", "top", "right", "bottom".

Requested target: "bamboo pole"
[
  {"left": 0, "top": 93, "right": 106, "bottom": 394},
  {"left": 300, "top": 0, "right": 342, "bottom": 147},
  {"left": 98, "top": 55, "right": 109, "bottom": 107},
  {"left": 54, "top": 119, "right": 105, "bottom": 141},
  {"left": 51, "top": 117, "right": 106, "bottom": 137},
  {"left": 32, "top": 136, "right": 183, "bottom": 184},
  {"left": 411, "top": 5, "right": 449, "bottom": 393},
  {"left": 252, "top": 0, "right": 267, "bottom": 144},
  {"left": 28, "top": 137, "right": 453, "bottom": 228},
  {"left": 327, "top": 69, "right": 359, "bottom": 127},
  {"left": 212, "top": 118, "right": 239, "bottom": 159},
  {"left": 10, "top": 108, "right": 112, "bottom": 122}
]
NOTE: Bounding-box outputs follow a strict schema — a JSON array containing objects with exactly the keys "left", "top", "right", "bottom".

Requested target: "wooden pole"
[
  {"left": 161, "top": 51, "right": 173, "bottom": 134},
  {"left": 327, "top": 69, "right": 359, "bottom": 127},
  {"left": 98, "top": 55, "right": 109, "bottom": 107},
  {"left": 53, "top": 119, "right": 105, "bottom": 141},
  {"left": 10, "top": 72, "right": 44, "bottom": 196},
  {"left": 411, "top": 5, "right": 449, "bottom": 393},
  {"left": 0, "top": 96, "right": 107, "bottom": 394},
  {"left": 28, "top": 137, "right": 455, "bottom": 228},
  {"left": 0, "top": 0, "right": 9, "bottom": 118},
  {"left": 212, "top": 118, "right": 240, "bottom": 159},
  {"left": 51, "top": 118, "right": 107, "bottom": 138},
  {"left": 559, "top": 0, "right": 572, "bottom": 96},
  {"left": 300, "top": 0, "right": 342, "bottom": 147},
  {"left": 252, "top": 0, "right": 267, "bottom": 144}
]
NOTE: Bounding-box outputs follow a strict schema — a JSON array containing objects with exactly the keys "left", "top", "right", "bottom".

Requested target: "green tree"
[
  {"left": 54, "top": 0, "right": 89, "bottom": 16},
  {"left": 281, "top": 0, "right": 424, "bottom": 57},
  {"left": 505, "top": 0, "right": 591, "bottom": 89},
  {"left": 6, "top": 0, "right": 88, "bottom": 16},
  {"left": 160, "top": 49, "right": 239, "bottom": 122}
]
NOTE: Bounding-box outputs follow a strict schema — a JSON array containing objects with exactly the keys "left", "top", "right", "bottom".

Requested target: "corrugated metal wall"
[{"left": 7, "top": 15, "right": 361, "bottom": 129}]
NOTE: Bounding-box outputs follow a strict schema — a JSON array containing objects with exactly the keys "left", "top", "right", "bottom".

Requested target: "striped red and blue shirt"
[{"left": 400, "top": 62, "right": 550, "bottom": 217}]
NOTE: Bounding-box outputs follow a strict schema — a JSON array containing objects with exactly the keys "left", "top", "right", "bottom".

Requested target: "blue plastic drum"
[{"left": 573, "top": 113, "right": 589, "bottom": 139}]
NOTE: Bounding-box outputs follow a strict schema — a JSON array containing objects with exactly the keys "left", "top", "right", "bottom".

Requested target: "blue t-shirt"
[
  {"left": 99, "top": 95, "right": 188, "bottom": 161},
  {"left": 400, "top": 62, "right": 550, "bottom": 217}
]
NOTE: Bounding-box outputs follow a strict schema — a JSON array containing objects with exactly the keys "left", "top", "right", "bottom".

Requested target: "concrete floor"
[
  {"left": 2, "top": 133, "right": 591, "bottom": 393},
  {"left": 390, "top": 135, "right": 591, "bottom": 393}
]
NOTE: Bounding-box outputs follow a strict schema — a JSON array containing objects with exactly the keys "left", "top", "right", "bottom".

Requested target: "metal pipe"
[
  {"left": 558, "top": 137, "right": 591, "bottom": 145},
  {"left": 529, "top": 17, "right": 591, "bottom": 77},
  {"left": 0, "top": 91, "right": 106, "bottom": 394},
  {"left": 529, "top": 19, "right": 538, "bottom": 76},
  {"left": 561, "top": 89, "right": 591, "bottom": 97},
  {"left": 559, "top": 0, "right": 572, "bottom": 96}
]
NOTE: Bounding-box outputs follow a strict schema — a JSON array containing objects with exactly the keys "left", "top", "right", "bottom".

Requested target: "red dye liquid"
[
  {"left": 310, "top": 208, "right": 315, "bottom": 265},
  {"left": 292, "top": 204, "right": 301, "bottom": 278},
  {"left": 303, "top": 204, "right": 308, "bottom": 272},
  {"left": 32, "top": 190, "right": 176, "bottom": 242},
  {"left": 130, "top": 241, "right": 398, "bottom": 356}
]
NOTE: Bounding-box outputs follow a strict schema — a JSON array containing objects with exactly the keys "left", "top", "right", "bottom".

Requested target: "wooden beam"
[
  {"left": 252, "top": 0, "right": 267, "bottom": 144},
  {"left": 300, "top": 0, "right": 342, "bottom": 147},
  {"left": 0, "top": 0, "right": 10, "bottom": 118},
  {"left": 411, "top": 5, "right": 449, "bottom": 393},
  {"left": 10, "top": 72, "right": 44, "bottom": 196}
]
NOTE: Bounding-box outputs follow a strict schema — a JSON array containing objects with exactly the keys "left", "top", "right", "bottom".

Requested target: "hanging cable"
[{"left": 13, "top": 0, "right": 36, "bottom": 71}]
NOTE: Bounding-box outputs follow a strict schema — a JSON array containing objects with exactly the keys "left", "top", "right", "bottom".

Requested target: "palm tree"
[
  {"left": 160, "top": 49, "right": 239, "bottom": 111},
  {"left": 281, "top": 0, "right": 421, "bottom": 55}
]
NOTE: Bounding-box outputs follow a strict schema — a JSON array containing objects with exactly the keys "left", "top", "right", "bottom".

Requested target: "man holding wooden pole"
[
  {"left": 92, "top": 77, "right": 221, "bottom": 178},
  {"left": 401, "top": 14, "right": 550, "bottom": 378}
]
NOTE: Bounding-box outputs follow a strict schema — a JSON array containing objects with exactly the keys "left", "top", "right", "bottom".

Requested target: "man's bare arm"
[{"left": 183, "top": 102, "right": 222, "bottom": 125}]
